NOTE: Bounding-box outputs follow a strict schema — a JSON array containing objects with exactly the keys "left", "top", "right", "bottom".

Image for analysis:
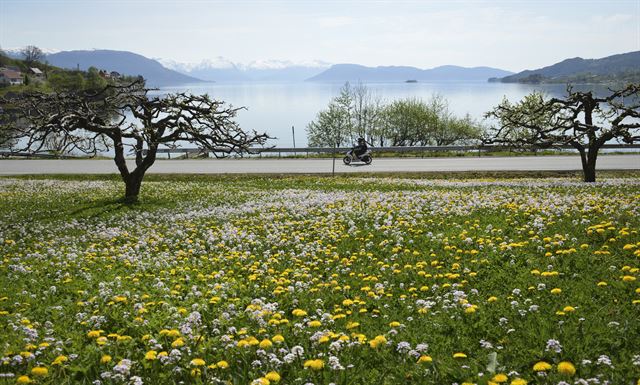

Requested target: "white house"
[{"left": 0, "top": 68, "right": 24, "bottom": 85}]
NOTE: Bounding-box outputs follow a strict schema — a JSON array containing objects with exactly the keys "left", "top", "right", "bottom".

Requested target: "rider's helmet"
[{"left": 357, "top": 137, "right": 365, "bottom": 144}]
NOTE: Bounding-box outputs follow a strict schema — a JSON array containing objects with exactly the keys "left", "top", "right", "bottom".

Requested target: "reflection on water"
[{"left": 156, "top": 82, "right": 607, "bottom": 147}]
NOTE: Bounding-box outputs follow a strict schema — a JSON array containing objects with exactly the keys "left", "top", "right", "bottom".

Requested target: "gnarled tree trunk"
[
  {"left": 111, "top": 133, "right": 157, "bottom": 203},
  {"left": 124, "top": 171, "right": 145, "bottom": 203},
  {"left": 574, "top": 143, "right": 597, "bottom": 183}
]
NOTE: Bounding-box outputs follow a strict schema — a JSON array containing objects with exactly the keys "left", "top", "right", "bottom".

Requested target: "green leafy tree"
[
  {"left": 307, "top": 83, "right": 353, "bottom": 147},
  {"left": 307, "top": 103, "right": 351, "bottom": 147},
  {"left": 308, "top": 85, "right": 483, "bottom": 148},
  {"left": 86, "top": 67, "right": 108, "bottom": 90},
  {"left": 48, "top": 71, "right": 86, "bottom": 91},
  {"left": 434, "top": 113, "right": 483, "bottom": 146},
  {"left": 383, "top": 98, "right": 431, "bottom": 146},
  {"left": 424, "top": 95, "right": 448, "bottom": 145}
]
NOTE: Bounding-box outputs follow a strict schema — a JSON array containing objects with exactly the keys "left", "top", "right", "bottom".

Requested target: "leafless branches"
[
  {"left": 1, "top": 80, "right": 269, "bottom": 200},
  {"left": 484, "top": 83, "right": 640, "bottom": 181}
]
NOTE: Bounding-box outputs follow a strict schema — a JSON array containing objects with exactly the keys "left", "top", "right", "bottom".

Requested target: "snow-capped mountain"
[
  {"left": 158, "top": 56, "right": 238, "bottom": 72},
  {"left": 157, "top": 56, "right": 247, "bottom": 82},
  {"left": 159, "top": 57, "right": 331, "bottom": 82},
  {"left": 239, "top": 59, "right": 331, "bottom": 70},
  {"left": 2, "top": 46, "right": 61, "bottom": 59}
]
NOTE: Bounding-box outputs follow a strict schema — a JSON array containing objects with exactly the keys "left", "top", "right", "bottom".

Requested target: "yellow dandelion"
[
  {"left": 492, "top": 373, "right": 508, "bottom": 383},
  {"left": 265, "top": 371, "right": 281, "bottom": 382},
  {"left": 346, "top": 321, "right": 360, "bottom": 329},
  {"left": 417, "top": 355, "right": 432, "bottom": 363},
  {"left": 369, "top": 335, "right": 387, "bottom": 349},
  {"left": 557, "top": 361, "right": 576, "bottom": 376},
  {"left": 303, "top": 359, "right": 324, "bottom": 370},
  {"left": 292, "top": 309, "right": 307, "bottom": 317},
  {"left": 216, "top": 360, "right": 229, "bottom": 369},
  {"left": 30, "top": 367, "right": 48, "bottom": 377},
  {"left": 533, "top": 361, "right": 552, "bottom": 371},
  {"left": 171, "top": 338, "right": 185, "bottom": 348},
  {"left": 190, "top": 358, "right": 206, "bottom": 366},
  {"left": 87, "top": 330, "right": 102, "bottom": 338},
  {"left": 51, "top": 355, "right": 68, "bottom": 365},
  {"left": 307, "top": 320, "right": 321, "bottom": 328}
]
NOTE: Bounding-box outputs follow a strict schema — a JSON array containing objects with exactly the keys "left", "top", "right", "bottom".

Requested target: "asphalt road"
[{"left": 0, "top": 155, "right": 638, "bottom": 175}]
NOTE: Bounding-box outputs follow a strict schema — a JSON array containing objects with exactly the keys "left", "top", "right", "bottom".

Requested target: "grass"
[{"left": 0, "top": 174, "right": 639, "bottom": 384}]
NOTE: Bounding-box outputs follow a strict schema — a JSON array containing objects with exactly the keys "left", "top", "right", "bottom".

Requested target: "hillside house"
[
  {"left": 29, "top": 67, "right": 44, "bottom": 78},
  {"left": 99, "top": 69, "right": 111, "bottom": 78},
  {"left": 0, "top": 68, "right": 24, "bottom": 85}
]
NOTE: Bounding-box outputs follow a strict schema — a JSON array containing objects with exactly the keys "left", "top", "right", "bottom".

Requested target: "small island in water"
[{"left": 405, "top": 79, "right": 418, "bottom": 83}]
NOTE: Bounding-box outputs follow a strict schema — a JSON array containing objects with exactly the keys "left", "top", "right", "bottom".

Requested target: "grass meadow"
[{"left": 1, "top": 174, "right": 639, "bottom": 385}]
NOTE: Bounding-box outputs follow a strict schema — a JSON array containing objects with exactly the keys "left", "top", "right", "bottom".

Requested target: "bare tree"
[
  {"left": 351, "top": 82, "right": 384, "bottom": 145},
  {"left": 21, "top": 45, "right": 44, "bottom": 64},
  {"left": 485, "top": 84, "right": 640, "bottom": 182},
  {"left": 2, "top": 81, "right": 269, "bottom": 201}
]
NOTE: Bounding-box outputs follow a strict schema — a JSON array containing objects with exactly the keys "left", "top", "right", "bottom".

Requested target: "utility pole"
[
  {"left": 292, "top": 126, "right": 296, "bottom": 148},
  {"left": 332, "top": 140, "right": 336, "bottom": 177},
  {"left": 292, "top": 125, "right": 296, "bottom": 156}
]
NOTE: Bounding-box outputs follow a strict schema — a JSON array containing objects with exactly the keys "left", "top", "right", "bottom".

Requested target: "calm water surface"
[{"left": 159, "top": 82, "right": 587, "bottom": 147}]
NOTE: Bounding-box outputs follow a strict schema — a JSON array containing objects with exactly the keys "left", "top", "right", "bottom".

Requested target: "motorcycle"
[{"left": 343, "top": 148, "right": 373, "bottom": 165}]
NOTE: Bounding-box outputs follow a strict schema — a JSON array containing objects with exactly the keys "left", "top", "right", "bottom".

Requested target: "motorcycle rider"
[{"left": 353, "top": 137, "right": 368, "bottom": 159}]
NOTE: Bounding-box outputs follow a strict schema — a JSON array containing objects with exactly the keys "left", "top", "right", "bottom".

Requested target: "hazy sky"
[{"left": 1, "top": 0, "right": 639, "bottom": 71}]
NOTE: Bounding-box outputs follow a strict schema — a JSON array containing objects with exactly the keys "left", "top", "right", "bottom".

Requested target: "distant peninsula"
[
  {"left": 45, "top": 50, "right": 204, "bottom": 87},
  {"left": 490, "top": 51, "right": 640, "bottom": 84},
  {"left": 307, "top": 64, "right": 513, "bottom": 82}
]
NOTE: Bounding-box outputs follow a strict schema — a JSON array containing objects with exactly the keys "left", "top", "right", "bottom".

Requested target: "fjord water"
[{"left": 157, "top": 82, "right": 576, "bottom": 147}]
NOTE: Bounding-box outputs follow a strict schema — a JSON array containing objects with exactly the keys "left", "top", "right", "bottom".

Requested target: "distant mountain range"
[
  {"left": 44, "top": 50, "right": 202, "bottom": 87},
  {"left": 6, "top": 46, "right": 636, "bottom": 85},
  {"left": 492, "top": 51, "right": 640, "bottom": 84},
  {"left": 158, "top": 57, "right": 331, "bottom": 82},
  {"left": 307, "top": 64, "right": 514, "bottom": 82},
  {"left": 0, "top": 47, "right": 517, "bottom": 84}
]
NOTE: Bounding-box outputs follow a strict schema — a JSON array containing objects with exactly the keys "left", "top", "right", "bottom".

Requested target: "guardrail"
[
  {"left": 3, "top": 144, "right": 639, "bottom": 159},
  {"left": 145, "top": 144, "right": 640, "bottom": 158},
  {"left": 0, "top": 151, "right": 59, "bottom": 159}
]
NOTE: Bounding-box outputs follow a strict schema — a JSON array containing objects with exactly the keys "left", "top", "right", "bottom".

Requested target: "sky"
[{"left": 1, "top": 0, "right": 639, "bottom": 72}]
